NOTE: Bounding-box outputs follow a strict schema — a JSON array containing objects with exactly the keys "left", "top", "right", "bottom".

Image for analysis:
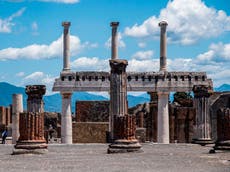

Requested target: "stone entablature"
[{"left": 53, "top": 71, "right": 212, "bottom": 92}]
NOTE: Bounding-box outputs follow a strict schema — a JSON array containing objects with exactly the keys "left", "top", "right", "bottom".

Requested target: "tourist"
[{"left": 2, "top": 129, "right": 8, "bottom": 144}]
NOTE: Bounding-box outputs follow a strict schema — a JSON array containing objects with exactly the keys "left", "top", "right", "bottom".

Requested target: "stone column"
[
  {"left": 110, "top": 22, "right": 119, "bottom": 59},
  {"left": 192, "top": 85, "right": 213, "bottom": 145},
  {"left": 159, "top": 21, "right": 168, "bottom": 72},
  {"left": 13, "top": 85, "right": 47, "bottom": 155},
  {"left": 12, "top": 94, "right": 23, "bottom": 144},
  {"left": 61, "top": 92, "right": 72, "bottom": 144},
  {"left": 108, "top": 59, "right": 141, "bottom": 153},
  {"left": 62, "top": 21, "right": 71, "bottom": 71},
  {"left": 157, "top": 91, "right": 169, "bottom": 143},
  {"left": 148, "top": 92, "right": 158, "bottom": 142}
]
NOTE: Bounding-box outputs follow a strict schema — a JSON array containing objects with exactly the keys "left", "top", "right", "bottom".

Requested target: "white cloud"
[
  {"left": 16, "top": 72, "right": 25, "bottom": 77},
  {"left": 38, "top": 0, "right": 79, "bottom": 3},
  {"left": 105, "top": 32, "right": 126, "bottom": 48},
  {"left": 22, "top": 72, "right": 56, "bottom": 95},
  {"left": 31, "top": 21, "right": 39, "bottom": 36},
  {"left": 71, "top": 57, "right": 109, "bottom": 71},
  {"left": 131, "top": 50, "right": 154, "bottom": 60},
  {"left": 124, "top": 0, "right": 230, "bottom": 45},
  {"left": 0, "top": 34, "right": 97, "bottom": 60},
  {"left": 0, "top": 7, "right": 26, "bottom": 33},
  {"left": 138, "top": 42, "right": 146, "bottom": 48}
]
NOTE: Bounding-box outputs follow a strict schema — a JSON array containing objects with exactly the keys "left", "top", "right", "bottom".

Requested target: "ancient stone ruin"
[
  {"left": 52, "top": 20, "right": 215, "bottom": 153},
  {"left": 13, "top": 85, "right": 47, "bottom": 154}
]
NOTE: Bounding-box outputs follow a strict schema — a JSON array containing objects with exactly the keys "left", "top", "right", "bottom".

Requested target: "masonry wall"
[
  {"left": 75, "top": 101, "right": 109, "bottom": 122},
  {"left": 72, "top": 122, "right": 109, "bottom": 143}
]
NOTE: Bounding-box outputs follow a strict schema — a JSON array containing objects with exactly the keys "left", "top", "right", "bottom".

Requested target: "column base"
[
  {"left": 13, "top": 140, "right": 48, "bottom": 155},
  {"left": 192, "top": 138, "right": 214, "bottom": 146},
  {"left": 213, "top": 140, "right": 230, "bottom": 151},
  {"left": 107, "top": 139, "right": 142, "bottom": 154}
]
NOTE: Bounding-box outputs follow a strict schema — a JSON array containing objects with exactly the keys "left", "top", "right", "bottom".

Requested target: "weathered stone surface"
[
  {"left": 76, "top": 101, "right": 109, "bottom": 122},
  {"left": 72, "top": 122, "right": 109, "bottom": 143}
]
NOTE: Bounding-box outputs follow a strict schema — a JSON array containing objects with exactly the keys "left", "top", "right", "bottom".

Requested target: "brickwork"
[
  {"left": 72, "top": 122, "right": 109, "bottom": 143},
  {"left": 217, "top": 108, "right": 230, "bottom": 141},
  {"left": 0, "top": 106, "right": 6, "bottom": 125},
  {"left": 76, "top": 101, "right": 109, "bottom": 122}
]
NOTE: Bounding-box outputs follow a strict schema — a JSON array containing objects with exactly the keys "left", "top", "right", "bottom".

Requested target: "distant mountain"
[{"left": 215, "top": 84, "right": 230, "bottom": 92}]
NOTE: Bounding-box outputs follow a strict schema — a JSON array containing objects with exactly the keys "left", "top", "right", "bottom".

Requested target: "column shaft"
[
  {"left": 157, "top": 92, "right": 169, "bottom": 143},
  {"left": 159, "top": 21, "right": 168, "bottom": 72},
  {"left": 61, "top": 92, "right": 72, "bottom": 144},
  {"left": 12, "top": 94, "right": 23, "bottom": 144},
  {"left": 110, "top": 22, "right": 119, "bottom": 59},
  {"left": 62, "top": 22, "right": 71, "bottom": 71}
]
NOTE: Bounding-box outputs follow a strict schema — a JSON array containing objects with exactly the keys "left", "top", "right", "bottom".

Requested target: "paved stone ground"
[{"left": 0, "top": 143, "right": 229, "bottom": 172}]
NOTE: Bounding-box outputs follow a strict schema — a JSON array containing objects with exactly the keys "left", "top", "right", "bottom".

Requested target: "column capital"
[
  {"left": 61, "top": 92, "right": 72, "bottom": 99},
  {"left": 62, "top": 21, "right": 71, "bottom": 28},
  {"left": 193, "top": 85, "right": 212, "bottom": 98},
  {"left": 26, "top": 85, "right": 46, "bottom": 100},
  {"left": 159, "top": 21, "right": 168, "bottom": 28},
  {"left": 110, "top": 22, "right": 119, "bottom": 28},
  {"left": 110, "top": 59, "right": 128, "bottom": 73}
]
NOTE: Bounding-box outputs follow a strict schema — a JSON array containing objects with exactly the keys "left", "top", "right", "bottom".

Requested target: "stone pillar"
[
  {"left": 61, "top": 92, "right": 72, "bottom": 144},
  {"left": 192, "top": 85, "right": 213, "bottom": 145},
  {"left": 159, "top": 21, "right": 168, "bottom": 72},
  {"left": 108, "top": 59, "right": 141, "bottom": 153},
  {"left": 12, "top": 94, "right": 23, "bottom": 144},
  {"left": 157, "top": 91, "right": 169, "bottom": 143},
  {"left": 62, "top": 21, "right": 71, "bottom": 71},
  {"left": 211, "top": 108, "right": 230, "bottom": 152},
  {"left": 148, "top": 92, "right": 158, "bottom": 142},
  {"left": 13, "top": 85, "right": 47, "bottom": 155},
  {"left": 110, "top": 22, "right": 119, "bottom": 59}
]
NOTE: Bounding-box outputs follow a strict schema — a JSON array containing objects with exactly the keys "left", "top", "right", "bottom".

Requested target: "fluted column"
[
  {"left": 192, "top": 85, "right": 213, "bottom": 145},
  {"left": 110, "top": 22, "right": 119, "bottom": 59},
  {"left": 157, "top": 91, "right": 169, "bottom": 143},
  {"left": 159, "top": 21, "right": 168, "bottom": 72},
  {"left": 61, "top": 92, "right": 72, "bottom": 144},
  {"left": 12, "top": 94, "right": 23, "bottom": 144},
  {"left": 108, "top": 59, "right": 141, "bottom": 153},
  {"left": 13, "top": 85, "right": 47, "bottom": 155},
  {"left": 62, "top": 21, "right": 71, "bottom": 71}
]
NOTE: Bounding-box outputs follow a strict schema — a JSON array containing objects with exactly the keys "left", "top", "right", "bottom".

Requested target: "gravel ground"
[{"left": 0, "top": 143, "right": 229, "bottom": 172}]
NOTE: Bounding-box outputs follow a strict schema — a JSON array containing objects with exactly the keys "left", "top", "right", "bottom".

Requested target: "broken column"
[
  {"left": 159, "top": 21, "right": 168, "bottom": 72},
  {"left": 192, "top": 85, "right": 213, "bottom": 145},
  {"left": 61, "top": 92, "right": 72, "bottom": 144},
  {"left": 157, "top": 91, "right": 170, "bottom": 143},
  {"left": 62, "top": 21, "right": 71, "bottom": 71},
  {"left": 13, "top": 85, "right": 47, "bottom": 154},
  {"left": 110, "top": 22, "right": 119, "bottom": 59},
  {"left": 12, "top": 94, "right": 23, "bottom": 144},
  {"left": 108, "top": 59, "right": 141, "bottom": 153}
]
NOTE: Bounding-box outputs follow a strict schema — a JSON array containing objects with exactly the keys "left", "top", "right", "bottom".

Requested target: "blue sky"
[{"left": 0, "top": 0, "right": 229, "bottom": 95}]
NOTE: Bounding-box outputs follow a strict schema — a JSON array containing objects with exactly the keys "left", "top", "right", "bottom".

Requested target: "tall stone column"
[
  {"left": 147, "top": 92, "right": 158, "bottom": 142},
  {"left": 157, "top": 91, "right": 169, "bottom": 143},
  {"left": 108, "top": 59, "right": 141, "bottom": 153},
  {"left": 13, "top": 85, "right": 47, "bottom": 155},
  {"left": 62, "top": 21, "right": 71, "bottom": 71},
  {"left": 12, "top": 94, "right": 23, "bottom": 144},
  {"left": 159, "top": 21, "right": 168, "bottom": 72},
  {"left": 61, "top": 92, "right": 72, "bottom": 144},
  {"left": 192, "top": 85, "right": 213, "bottom": 145},
  {"left": 110, "top": 22, "right": 119, "bottom": 59}
]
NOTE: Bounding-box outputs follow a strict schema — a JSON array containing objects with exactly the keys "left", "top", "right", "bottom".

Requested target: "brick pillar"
[
  {"left": 108, "top": 59, "right": 141, "bottom": 153},
  {"left": 13, "top": 85, "right": 47, "bottom": 155},
  {"left": 192, "top": 85, "right": 213, "bottom": 145}
]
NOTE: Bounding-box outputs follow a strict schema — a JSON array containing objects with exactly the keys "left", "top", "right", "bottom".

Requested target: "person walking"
[{"left": 2, "top": 129, "right": 8, "bottom": 144}]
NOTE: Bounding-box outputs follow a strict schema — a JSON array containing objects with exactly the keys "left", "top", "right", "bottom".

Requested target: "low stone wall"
[{"left": 72, "top": 122, "right": 109, "bottom": 143}]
